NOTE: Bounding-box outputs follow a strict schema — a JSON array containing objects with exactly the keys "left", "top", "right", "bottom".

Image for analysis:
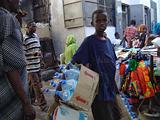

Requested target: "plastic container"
[
  {"left": 54, "top": 72, "right": 64, "bottom": 79},
  {"left": 60, "top": 79, "right": 77, "bottom": 91},
  {"left": 64, "top": 69, "right": 80, "bottom": 80},
  {"left": 56, "top": 90, "right": 72, "bottom": 102},
  {"left": 43, "top": 88, "right": 72, "bottom": 102}
]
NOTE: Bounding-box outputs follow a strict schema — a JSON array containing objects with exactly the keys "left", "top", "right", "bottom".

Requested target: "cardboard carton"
[
  {"left": 67, "top": 65, "right": 99, "bottom": 111},
  {"left": 55, "top": 104, "right": 88, "bottom": 120}
]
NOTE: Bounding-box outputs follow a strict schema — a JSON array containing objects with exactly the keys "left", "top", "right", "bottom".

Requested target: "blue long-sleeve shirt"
[{"left": 72, "top": 35, "right": 118, "bottom": 101}]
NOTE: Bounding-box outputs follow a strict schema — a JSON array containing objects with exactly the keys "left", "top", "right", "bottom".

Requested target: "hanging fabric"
[{"left": 120, "top": 60, "right": 155, "bottom": 100}]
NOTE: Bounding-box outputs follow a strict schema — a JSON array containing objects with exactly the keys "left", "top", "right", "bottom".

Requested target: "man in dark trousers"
[{"left": 0, "top": 0, "right": 35, "bottom": 120}]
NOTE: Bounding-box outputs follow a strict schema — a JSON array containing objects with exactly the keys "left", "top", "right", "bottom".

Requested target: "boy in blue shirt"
[{"left": 72, "top": 9, "right": 121, "bottom": 120}]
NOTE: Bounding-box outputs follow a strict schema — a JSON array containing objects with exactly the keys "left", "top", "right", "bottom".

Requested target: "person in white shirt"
[
  {"left": 114, "top": 32, "right": 121, "bottom": 45},
  {"left": 114, "top": 32, "right": 126, "bottom": 49}
]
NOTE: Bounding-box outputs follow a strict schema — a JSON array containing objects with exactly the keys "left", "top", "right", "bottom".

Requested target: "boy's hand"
[{"left": 54, "top": 83, "right": 62, "bottom": 103}]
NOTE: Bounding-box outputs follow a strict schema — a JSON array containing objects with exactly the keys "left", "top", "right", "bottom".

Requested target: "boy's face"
[{"left": 92, "top": 13, "right": 108, "bottom": 33}]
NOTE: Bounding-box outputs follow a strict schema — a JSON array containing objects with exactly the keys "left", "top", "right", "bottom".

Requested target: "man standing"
[
  {"left": 24, "top": 22, "right": 48, "bottom": 112},
  {"left": 0, "top": 0, "right": 35, "bottom": 120}
]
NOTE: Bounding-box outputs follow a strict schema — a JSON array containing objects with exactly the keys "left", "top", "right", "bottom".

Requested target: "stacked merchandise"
[
  {"left": 141, "top": 46, "right": 160, "bottom": 92},
  {"left": 43, "top": 62, "right": 99, "bottom": 120},
  {"left": 120, "top": 94, "right": 140, "bottom": 120},
  {"left": 119, "top": 51, "right": 160, "bottom": 118},
  {"left": 44, "top": 63, "right": 80, "bottom": 103},
  {"left": 44, "top": 63, "right": 83, "bottom": 120},
  {"left": 120, "top": 52, "right": 154, "bottom": 102},
  {"left": 141, "top": 45, "right": 157, "bottom": 56}
]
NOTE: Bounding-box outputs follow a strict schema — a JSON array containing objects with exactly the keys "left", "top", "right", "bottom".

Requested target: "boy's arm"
[
  {"left": 71, "top": 38, "right": 90, "bottom": 65},
  {"left": 71, "top": 59, "right": 90, "bottom": 69}
]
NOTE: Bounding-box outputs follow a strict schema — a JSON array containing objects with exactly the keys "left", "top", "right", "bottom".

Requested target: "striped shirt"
[
  {"left": 0, "top": 7, "right": 28, "bottom": 120},
  {"left": 24, "top": 33, "right": 41, "bottom": 73}
]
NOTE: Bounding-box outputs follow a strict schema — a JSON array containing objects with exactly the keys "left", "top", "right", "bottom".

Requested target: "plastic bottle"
[
  {"left": 54, "top": 72, "right": 63, "bottom": 79},
  {"left": 64, "top": 69, "right": 80, "bottom": 80},
  {"left": 43, "top": 88, "right": 72, "bottom": 102},
  {"left": 43, "top": 88, "right": 56, "bottom": 95},
  {"left": 59, "top": 65, "right": 66, "bottom": 73},
  {"left": 56, "top": 90, "right": 71, "bottom": 102},
  {"left": 130, "top": 112, "right": 136, "bottom": 119},
  {"left": 79, "top": 112, "right": 87, "bottom": 120},
  {"left": 66, "top": 62, "right": 79, "bottom": 70},
  {"left": 60, "top": 79, "right": 77, "bottom": 91},
  {"left": 50, "top": 80, "right": 59, "bottom": 88}
]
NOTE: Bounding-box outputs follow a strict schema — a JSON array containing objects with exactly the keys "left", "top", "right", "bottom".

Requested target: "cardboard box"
[
  {"left": 55, "top": 104, "right": 88, "bottom": 120},
  {"left": 67, "top": 65, "right": 99, "bottom": 111}
]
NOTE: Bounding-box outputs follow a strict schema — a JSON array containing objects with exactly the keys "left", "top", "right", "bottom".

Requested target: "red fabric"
[
  {"left": 128, "top": 98, "right": 139, "bottom": 104},
  {"left": 122, "top": 61, "right": 155, "bottom": 99},
  {"left": 136, "top": 61, "right": 155, "bottom": 98},
  {"left": 119, "top": 63, "right": 126, "bottom": 76},
  {"left": 128, "top": 70, "right": 141, "bottom": 97}
]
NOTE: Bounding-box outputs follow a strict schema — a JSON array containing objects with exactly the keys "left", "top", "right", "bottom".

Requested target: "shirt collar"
[{"left": 0, "top": 7, "right": 10, "bottom": 13}]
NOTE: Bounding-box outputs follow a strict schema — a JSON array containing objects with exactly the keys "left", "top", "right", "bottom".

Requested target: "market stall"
[{"left": 116, "top": 46, "right": 160, "bottom": 119}]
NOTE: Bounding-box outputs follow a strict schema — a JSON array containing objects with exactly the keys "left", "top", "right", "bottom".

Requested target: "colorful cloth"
[
  {"left": 136, "top": 61, "right": 154, "bottom": 98},
  {"left": 121, "top": 60, "right": 155, "bottom": 99},
  {"left": 119, "top": 63, "right": 126, "bottom": 76}
]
